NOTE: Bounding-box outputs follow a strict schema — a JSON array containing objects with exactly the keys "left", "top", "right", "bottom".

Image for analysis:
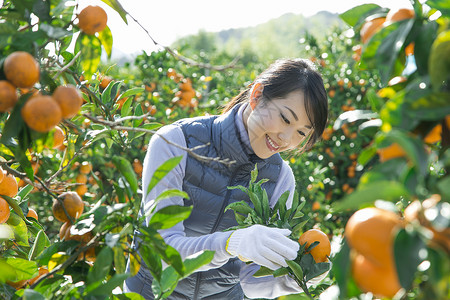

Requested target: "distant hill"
[{"left": 173, "top": 10, "right": 346, "bottom": 60}]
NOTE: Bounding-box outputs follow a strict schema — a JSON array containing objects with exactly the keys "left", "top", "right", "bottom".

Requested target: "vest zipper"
[{"left": 193, "top": 166, "right": 245, "bottom": 300}]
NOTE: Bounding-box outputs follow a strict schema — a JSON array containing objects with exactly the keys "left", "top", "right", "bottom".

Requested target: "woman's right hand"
[{"left": 225, "top": 224, "right": 299, "bottom": 270}]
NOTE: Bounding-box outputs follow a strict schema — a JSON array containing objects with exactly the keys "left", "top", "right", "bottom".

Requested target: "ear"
[{"left": 249, "top": 82, "right": 264, "bottom": 110}]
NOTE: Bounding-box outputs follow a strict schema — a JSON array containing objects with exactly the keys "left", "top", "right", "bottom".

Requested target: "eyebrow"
[{"left": 283, "top": 105, "right": 312, "bottom": 129}]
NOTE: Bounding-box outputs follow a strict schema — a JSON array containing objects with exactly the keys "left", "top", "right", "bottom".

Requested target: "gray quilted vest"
[{"left": 131, "top": 104, "right": 283, "bottom": 299}]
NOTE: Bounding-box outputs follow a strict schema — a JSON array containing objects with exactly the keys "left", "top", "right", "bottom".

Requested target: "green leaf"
[
  {"left": 102, "top": 80, "right": 122, "bottom": 106},
  {"left": 224, "top": 201, "right": 254, "bottom": 215},
  {"left": 277, "top": 190, "right": 289, "bottom": 221},
  {"left": 305, "top": 261, "right": 330, "bottom": 282},
  {"left": 86, "top": 273, "right": 129, "bottom": 296},
  {"left": 261, "top": 189, "right": 270, "bottom": 222},
  {"left": 426, "top": 0, "right": 450, "bottom": 16},
  {"left": 331, "top": 240, "right": 353, "bottom": 299},
  {"left": 140, "top": 244, "right": 163, "bottom": 281},
  {"left": 4, "top": 257, "right": 37, "bottom": 281},
  {"left": 28, "top": 230, "right": 50, "bottom": 260},
  {"left": 98, "top": 26, "right": 113, "bottom": 58},
  {"left": 429, "top": 30, "right": 450, "bottom": 91},
  {"left": 22, "top": 289, "right": 46, "bottom": 300},
  {"left": 101, "top": 0, "right": 128, "bottom": 24},
  {"left": 250, "top": 164, "right": 258, "bottom": 183},
  {"left": 182, "top": 250, "right": 214, "bottom": 275},
  {"left": 362, "top": 19, "right": 414, "bottom": 84},
  {"left": 39, "top": 23, "right": 71, "bottom": 39},
  {"left": 332, "top": 180, "right": 409, "bottom": 211},
  {"left": 112, "top": 293, "right": 146, "bottom": 300},
  {"left": 6, "top": 212, "right": 29, "bottom": 246},
  {"left": 113, "top": 246, "right": 127, "bottom": 274},
  {"left": 147, "top": 156, "right": 183, "bottom": 195},
  {"left": 75, "top": 33, "right": 102, "bottom": 78},
  {"left": 2, "top": 195, "right": 27, "bottom": 222},
  {"left": 340, "top": 4, "right": 381, "bottom": 27},
  {"left": 149, "top": 205, "right": 192, "bottom": 230},
  {"left": 394, "top": 228, "right": 426, "bottom": 289},
  {"left": 253, "top": 266, "right": 273, "bottom": 277},
  {"left": 119, "top": 87, "right": 145, "bottom": 100},
  {"left": 248, "top": 191, "right": 263, "bottom": 217},
  {"left": 358, "top": 144, "right": 377, "bottom": 166},
  {"left": 286, "top": 260, "right": 304, "bottom": 280},
  {"left": 87, "top": 247, "right": 114, "bottom": 285},
  {"left": 112, "top": 156, "right": 139, "bottom": 194},
  {"left": 155, "top": 189, "right": 189, "bottom": 204},
  {"left": 17, "top": 185, "right": 34, "bottom": 201},
  {"left": 273, "top": 267, "right": 290, "bottom": 277}
]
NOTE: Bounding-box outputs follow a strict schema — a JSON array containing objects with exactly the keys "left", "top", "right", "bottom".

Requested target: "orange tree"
[
  {"left": 0, "top": 1, "right": 218, "bottom": 299},
  {"left": 328, "top": 1, "right": 449, "bottom": 299}
]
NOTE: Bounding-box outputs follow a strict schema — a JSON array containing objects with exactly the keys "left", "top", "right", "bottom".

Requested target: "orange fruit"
[
  {"left": 52, "top": 126, "right": 65, "bottom": 149},
  {"left": 298, "top": 229, "right": 331, "bottom": 263},
  {"left": 21, "top": 95, "right": 62, "bottom": 133},
  {"left": 79, "top": 161, "right": 92, "bottom": 174},
  {"left": 0, "top": 197, "right": 10, "bottom": 223},
  {"left": 0, "top": 172, "right": 19, "bottom": 198},
  {"left": 360, "top": 17, "right": 386, "bottom": 44},
  {"left": 28, "top": 267, "right": 49, "bottom": 286},
  {"left": 377, "top": 142, "right": 406, "bottom": 162},
  {"left": 77, "top": 5, "right": 108, "bottom": 35},
  {"left": 99, "top": 75, "right": 112, "bottom": 89},
  {"left": 52, "top": 85, "right": 83, "bottom": 119},
  {"left": 312, "top": 201, "right": 321, "bottom": 211},
  {"left": 0, "top": 80, "right": 18, "bottom": 112},
  {"left": 75, "top": 184, "right": 88, "bottom": 197},
  {"left": 345, "top": 207, "right": 403, "bottom": 266},
  {"left": 385, "top": 8, "right": 415, "bottom": 24},
  {"left": 352, "top": 252, "right": 402, "bottom": 298},
  {"left": 26, "top": 208, "right": 38, "bottom": 220},
  {"left": 132, "top": 159, "right": 143, "bottom": 176},
  {"left": 3, "top": 51, "right": 40, "bottom": 88},
  {"left": 59, "top": 221, "right": 72, "bottom": 239},
  {"left": 424, "top": 124, "right": 442, "bottom": 144},
  {"left": 75, "top": 174, "right": 88, "bottom": 184},
  {"left": 52, "top": 191, "right": 84, "bottom": 222}
]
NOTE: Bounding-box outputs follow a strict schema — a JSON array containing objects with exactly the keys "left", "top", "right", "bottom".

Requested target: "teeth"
[{"left": 267, "top": 135, "right": 279, "bottom": 150}]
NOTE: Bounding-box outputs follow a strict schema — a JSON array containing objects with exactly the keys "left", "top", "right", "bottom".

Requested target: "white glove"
[{"left": 226, "top": 225, "right": 299, "bottom": 270}]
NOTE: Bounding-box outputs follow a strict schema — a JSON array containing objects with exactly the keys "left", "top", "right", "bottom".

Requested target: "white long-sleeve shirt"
[{"left": 140, "top": 104, "right": 310, "bottom": 298}]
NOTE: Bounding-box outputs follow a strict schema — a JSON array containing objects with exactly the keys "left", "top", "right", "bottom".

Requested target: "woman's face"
[{"left": 245, "top": 89, "right": 312, "bottom": 159}]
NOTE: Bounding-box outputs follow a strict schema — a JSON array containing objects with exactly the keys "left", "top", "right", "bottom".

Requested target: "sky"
[{"left": 77, "top": 0, "right": 413, "bottom": 55}]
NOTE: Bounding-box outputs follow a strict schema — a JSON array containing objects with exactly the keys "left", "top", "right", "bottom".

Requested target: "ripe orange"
[
  {"left": 52, "top": 191, "right": 84, "bottom": 222},
  {"left": 405, "top": 42, "right": 415, "bottom": 56},
  {"left": 377, "top": 142, "right": 406, "bottom": 162},
  {"left": 298, "top": 229, "right": 331, "bottom": 263},
  {"left": 76, "top": 184, "right": 88, "bottom": 196},
  {"left": 26, "top": 208, "right": 38, "bottom": 220},
  {"left": 360, "top": 17, "right": 386, "bottom": 44},
  {"left": 352, "top": 252, "right": 402, "bottom": 298},
  {"left": 3, "top": 51, "right": 40, "bottom": 88},
  {"left": 0, "top": 172, "right": 19, "bottom": 198},
  {"left": 0, "top": 197, "right": 10, "bottom": 223},
  {"left": 21, "top": 95, "right": 62, "bottom": 133},
  {"left": 52, "top": 85, "right": 83, "bottom": 119},
  {"left": 52, "top": 126, "right": 65, "bottom": 149},
  {"left": 99, "top": 75, "right": 112, "bottom": 89},
  {"left": 0, "top": 80, "right": 18, "bottom": 112},
  {"left": 77, "top": 5, "right": 108, "bottom": 35},
  {"left": 312, "top": 201, "right": 321, "bottom": 211},
  {"left": 132, "top": 159, "right": 143, "bottom": 176},
  {"left": 75, "top": 174, "right": 88, "bottom": 184},
  {"left": 385, "top": 8, "right": 415, "bottom": 24},
  {"left": 424, "top": 124, "right": 442, "bottom": 144},
  {"left": 59, "top": 221, "right": 72, "bottom": 239},
  {"left": 79, "top": 162, "right": 92, "bottom": 174},
  {"left": 345, "top": 207, "right": 403, "bottom": 266}
]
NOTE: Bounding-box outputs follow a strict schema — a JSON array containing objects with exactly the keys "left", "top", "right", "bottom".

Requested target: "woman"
[{"left": 124, "top": 58, "right": 328, "bottom": 299}]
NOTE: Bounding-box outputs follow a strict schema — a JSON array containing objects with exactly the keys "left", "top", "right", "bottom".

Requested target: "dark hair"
[{"left": 222, "top": 58, "right": 328, "bottom": 151}]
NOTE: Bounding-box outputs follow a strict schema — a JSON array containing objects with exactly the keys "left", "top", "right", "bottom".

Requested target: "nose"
[{"left": 278, "top": 130, "right": 293, "bottom": 147}]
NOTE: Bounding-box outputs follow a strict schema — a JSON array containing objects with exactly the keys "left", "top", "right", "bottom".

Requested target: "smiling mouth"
[{"left": 266, "top": 134, "right": 280, "bottom": 151}]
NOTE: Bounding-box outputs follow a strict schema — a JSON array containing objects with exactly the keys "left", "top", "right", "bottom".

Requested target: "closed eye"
[
  {"left": 281, "top": 113, "right": 290, "bottom": 124},
  {"left": 298, "top": 131, "right": 306, "bottom": 137}
]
